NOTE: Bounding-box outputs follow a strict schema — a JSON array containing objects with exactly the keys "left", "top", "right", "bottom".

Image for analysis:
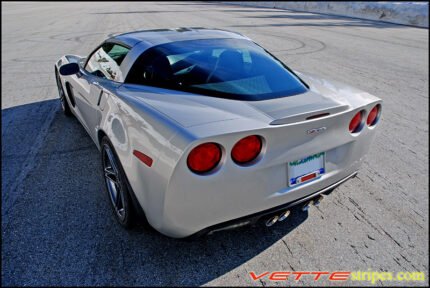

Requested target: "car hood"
[{"left": 117, "top": 72, "right": 377, "bottom": 128}]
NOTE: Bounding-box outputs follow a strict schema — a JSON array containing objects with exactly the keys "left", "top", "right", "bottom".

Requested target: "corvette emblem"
[{"left": 307, "top": 127, "right": 327, "bottom": 135}]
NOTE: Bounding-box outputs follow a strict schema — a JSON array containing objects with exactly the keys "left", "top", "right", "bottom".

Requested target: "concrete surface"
[
  {"left": 225, "top": 2, "right": 429, "bottom": 28},
  {"left": 1, "top": 1, "right": 428, "bottom": 286}
]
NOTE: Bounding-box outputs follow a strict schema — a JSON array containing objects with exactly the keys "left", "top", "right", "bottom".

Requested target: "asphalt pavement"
[{"left": 2, "top": 2, "right": 428, "bottom": 286}]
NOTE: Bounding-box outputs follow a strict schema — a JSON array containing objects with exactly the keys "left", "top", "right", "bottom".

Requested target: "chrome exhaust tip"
[
  {"left": 265, "top": 215, "right": 279, "bottom": 227},
  {"left": 313, "top": 195, "right": 324, "bottom": 207},
  {"left": 302, "top": 200, "right": 314, "bottom": 211},
  {"left": 278, "top": 210, "right": 291, "bottom": 222}
]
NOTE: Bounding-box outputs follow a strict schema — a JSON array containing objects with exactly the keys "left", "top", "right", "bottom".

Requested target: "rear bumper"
[
  {"left": 152, "top": 139, "right": 366, "bottom": 238},
  {"left": 185, "top": 171, "right": 358, "bottom": 239},
  {"left": 146, "top": 105, "right": 377, "bottom": 238}
]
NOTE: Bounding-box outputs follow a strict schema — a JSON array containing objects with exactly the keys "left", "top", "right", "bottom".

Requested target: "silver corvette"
[{"left": 55, "top": 28, "right": 382, "bottom": 238}]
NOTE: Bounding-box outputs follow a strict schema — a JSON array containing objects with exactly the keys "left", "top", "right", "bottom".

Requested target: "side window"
[
  {"left": 126, "top": 49, "right": 173, "bottom": 87},
  {"left": 85, "top": 43, "right": 130, "bottom": 82}
]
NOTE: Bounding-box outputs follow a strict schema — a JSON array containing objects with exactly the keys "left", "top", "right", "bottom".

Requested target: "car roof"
[{"left": 110, "top": 27, "right": 250, "bottom": 47}]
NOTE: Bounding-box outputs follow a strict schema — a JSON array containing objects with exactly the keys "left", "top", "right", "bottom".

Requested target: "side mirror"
[{"left": 59, "top": 62, "right": 80, "bottom": 76}]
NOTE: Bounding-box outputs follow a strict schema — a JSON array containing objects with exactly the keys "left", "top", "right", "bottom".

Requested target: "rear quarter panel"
[{"left": 99, "top": 91, "right": 193, "bottom": 225}]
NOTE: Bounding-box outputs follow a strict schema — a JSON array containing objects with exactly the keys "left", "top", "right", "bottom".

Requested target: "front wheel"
[
  {"left": 55, "top": 69, "right": 72, "bottom": 116},
  {"left": 101, "top": 137, "right": 135, "bottom": 228}
]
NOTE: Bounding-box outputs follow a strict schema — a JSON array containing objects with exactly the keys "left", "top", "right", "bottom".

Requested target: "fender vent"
[{"left": 65, "top": 82, "right": 76, "bottom": 107}]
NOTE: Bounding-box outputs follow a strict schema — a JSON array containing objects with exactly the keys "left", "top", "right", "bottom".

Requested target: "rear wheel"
[
  {"left": 55, "top": 69, "right": 72, "bottom": 116},
  {"left": 101, "top": 137, "right": 135, "bottom": 228}
]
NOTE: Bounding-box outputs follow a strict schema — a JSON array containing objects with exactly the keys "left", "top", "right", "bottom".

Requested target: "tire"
[
  {"left": 101, "top": 136, "right": 136, "bottom": 229},
  {"left": 55, "top": 69, "right": 72, "bottom": 116}
]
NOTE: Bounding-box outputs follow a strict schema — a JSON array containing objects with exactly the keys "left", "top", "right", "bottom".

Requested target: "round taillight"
[
  {"left": 231, "top": 135, "right": 263, "bottom": 165},
  {"left": 349, "top": 111, "right": 363, "bottom": 133},
  {"left": 367, "top": 105, "right": 380, "bottom": 126},
  {"left": 187, "top": 142, "right": 222, "bottom": 174}
]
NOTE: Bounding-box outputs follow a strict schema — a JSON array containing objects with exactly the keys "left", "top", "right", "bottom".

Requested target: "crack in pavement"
[{"left": 2, "top": 100, "right": 59, "bottom": 225}]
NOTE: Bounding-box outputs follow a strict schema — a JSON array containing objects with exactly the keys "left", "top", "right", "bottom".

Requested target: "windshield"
[{"left": 125, "top": 38, "right": 308, "bottom": 101}]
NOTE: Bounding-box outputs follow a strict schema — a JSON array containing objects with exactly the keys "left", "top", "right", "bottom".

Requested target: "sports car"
[{"left": 55, "top": 27, "right": 382, "bottom": 238}]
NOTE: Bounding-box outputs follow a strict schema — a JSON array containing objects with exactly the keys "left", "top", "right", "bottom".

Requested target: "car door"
[{"left": 74, "top": 42, "right": 130, "bottom": 141}]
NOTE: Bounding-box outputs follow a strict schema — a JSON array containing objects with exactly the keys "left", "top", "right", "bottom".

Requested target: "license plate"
[{"left": 288, "top": 152, "right": 325, "bottom": 186}]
